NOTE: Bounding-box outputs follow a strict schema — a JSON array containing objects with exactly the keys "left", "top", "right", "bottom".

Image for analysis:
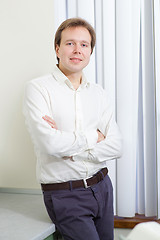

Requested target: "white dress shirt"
[{"left": 23, "top": 65, "right": 122, "bottom": 184}]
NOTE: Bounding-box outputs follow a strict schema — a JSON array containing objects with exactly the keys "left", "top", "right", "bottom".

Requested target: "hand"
[
  {"left": 42, "top": 115, "right": 58, "bottom": 130},
  {"left": 62, "top": 156, "right": 74, "bottom": 161},
  {"left": 97, "top": 129, "right": 105, "bottom": 143},
  {"left": 43, "top": 116, "right": 74, "bottom": 160}
]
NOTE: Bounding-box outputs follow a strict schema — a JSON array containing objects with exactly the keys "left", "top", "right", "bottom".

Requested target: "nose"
[{"left": 73, "top": 44, "right": 81, "bottom": 54}]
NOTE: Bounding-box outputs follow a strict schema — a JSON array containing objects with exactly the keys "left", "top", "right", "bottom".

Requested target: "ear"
[{"left": 55, "top": 44, "right": 60, "bottom": 58}]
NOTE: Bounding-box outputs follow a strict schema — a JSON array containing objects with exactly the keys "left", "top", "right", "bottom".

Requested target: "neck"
[
  {"left": 67, "top": 73, "right": 82, "bottom": 90},
  {"left": 57, "top": 65, "right": 82, "bottom": 90}
]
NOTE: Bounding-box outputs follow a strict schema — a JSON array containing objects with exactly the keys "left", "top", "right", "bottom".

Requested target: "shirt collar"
[{"left": 52, "top": 65, "right": 90, "bottom": 90}]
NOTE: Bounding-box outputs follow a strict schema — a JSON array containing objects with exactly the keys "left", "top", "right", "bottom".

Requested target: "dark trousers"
[{"left": 43, "top": 174, "right": 114, "bottom": 240}]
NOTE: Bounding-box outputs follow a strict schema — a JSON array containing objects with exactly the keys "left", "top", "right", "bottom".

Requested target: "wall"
[{"left": 0, "top": 0, "right": 55, "bottom": 189}]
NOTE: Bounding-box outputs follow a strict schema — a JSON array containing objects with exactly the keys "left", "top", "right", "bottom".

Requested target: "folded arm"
[
  {"left": 72, "top": 92, "right": 123, "bottom": 163},
  {"left": 23, "top": 81, "right": 98, "bottom": 158}
]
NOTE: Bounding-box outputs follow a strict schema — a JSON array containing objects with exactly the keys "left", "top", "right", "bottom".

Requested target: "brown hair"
[{"left": 54, "top": 18, "right": 96, "bottom": 61}]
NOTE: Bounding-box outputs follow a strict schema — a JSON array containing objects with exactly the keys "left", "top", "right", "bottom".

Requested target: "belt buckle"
[{"left": 83, "top": 178, "right": 90, "bottom": 188}]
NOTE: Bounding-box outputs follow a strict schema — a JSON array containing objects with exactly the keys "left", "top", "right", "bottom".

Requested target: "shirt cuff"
[{"left": 85, "top": 130, "right": 98, "bottom": 150}]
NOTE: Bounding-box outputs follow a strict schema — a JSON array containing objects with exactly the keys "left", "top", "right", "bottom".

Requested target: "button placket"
[{"left": 75, "top": 90, "right": 83, "bottom": 132}]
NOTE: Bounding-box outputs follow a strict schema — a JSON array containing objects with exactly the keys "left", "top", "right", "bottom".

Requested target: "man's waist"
[
  {"left": 41, "top": 167, "right": 108, "bottom": 191},
  {"left": 37, "top": 157, "right": 106, "bottom": 184}
]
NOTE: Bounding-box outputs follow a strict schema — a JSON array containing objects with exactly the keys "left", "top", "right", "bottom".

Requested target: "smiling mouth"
[{"left": 70, "top": 58, "right": 82, "bottom": 62}]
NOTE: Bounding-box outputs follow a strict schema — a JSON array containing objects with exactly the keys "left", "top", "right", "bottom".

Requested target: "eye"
[
  {"left": 82, "top": 43, "right": 87, "bottom": 47},
  {"left": 66, "top": 42, "right": 73, "bottom": 46}
]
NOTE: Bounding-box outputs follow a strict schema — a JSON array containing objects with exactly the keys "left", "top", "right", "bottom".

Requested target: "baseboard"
[{"left": 0, "top": 187, "right": 42, "bottom": 195}]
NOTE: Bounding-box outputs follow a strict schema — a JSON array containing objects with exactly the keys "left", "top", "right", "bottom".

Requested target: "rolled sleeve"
[{"left": 85, "top": 130, "right": 98, "bottom": 150}]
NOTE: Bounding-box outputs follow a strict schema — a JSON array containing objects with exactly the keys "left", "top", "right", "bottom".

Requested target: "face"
[{"left": 56, "top": 26, "right": 92, "bottom": 76}]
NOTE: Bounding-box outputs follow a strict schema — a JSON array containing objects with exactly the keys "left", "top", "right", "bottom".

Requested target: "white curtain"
[
  {"left": 53, "top": 0, "right": 160, "bottom": 219},
  {"left": 136, "top": 0, "right": 157, "bottom": 217},
  {"left": 154, "top": 0, "right": 160, "bottom": 219}
]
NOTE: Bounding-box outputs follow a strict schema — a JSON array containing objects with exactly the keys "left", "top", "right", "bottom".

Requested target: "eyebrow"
[{"left": 64, "top": 39, "right": 90, "bottom": 44}]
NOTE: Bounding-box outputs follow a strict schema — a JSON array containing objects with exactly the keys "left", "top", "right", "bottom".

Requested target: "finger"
[
  {"left": 44, "top": 115, "right": 55, "bottom": 121},
  {"left": 42, "top": 116, "right": 56, "bottom": 124},
  {"left": 48, "top": 122, "right": 58, "bottom": 130},
  {"left": 42, "top": 116, "right": 58, "bottom": 130},
  {"left": 42, "top": 118, "right": 56, "bottom": 128},
  {"left": 43, "top": 115, "right": 54, "bottom": 122},
  {"left": 62, "top": 156, "right": 74, "bottom": 161}
]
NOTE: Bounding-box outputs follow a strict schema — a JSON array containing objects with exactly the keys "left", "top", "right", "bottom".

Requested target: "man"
[{"left": 23, "top": 18, "right": 122, "bottom": 240}]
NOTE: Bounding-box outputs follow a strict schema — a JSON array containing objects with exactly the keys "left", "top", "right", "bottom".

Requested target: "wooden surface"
[{"left": 114, "top": 214, "right": 160, "bottom": 229}]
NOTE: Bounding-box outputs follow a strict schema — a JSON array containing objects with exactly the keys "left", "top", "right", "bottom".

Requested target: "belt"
[{"left": 41, "top": 167, "right": 108, "bottom": 191}]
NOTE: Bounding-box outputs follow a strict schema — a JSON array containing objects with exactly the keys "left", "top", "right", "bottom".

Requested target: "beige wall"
[{"left": 0, "top": 0, "right": 55, "bottom": 189}]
